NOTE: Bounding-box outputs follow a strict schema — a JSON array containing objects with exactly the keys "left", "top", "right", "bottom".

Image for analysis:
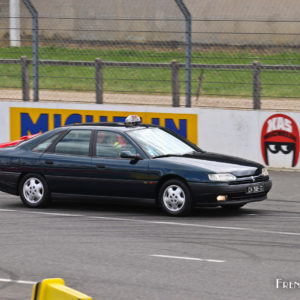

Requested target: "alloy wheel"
[
  {"left": 162, "top": 184, "right": 186, "bottom": 212},
  {"left": 23, "top": 177, "right": 44, "bottom": 204}
]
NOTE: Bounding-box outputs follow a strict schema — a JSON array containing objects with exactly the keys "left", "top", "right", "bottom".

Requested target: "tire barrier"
[{"left": 31, "top": 278, "right": 92, "bottom": 300}]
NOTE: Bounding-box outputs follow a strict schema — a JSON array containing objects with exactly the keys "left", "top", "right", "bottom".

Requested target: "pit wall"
[{"left": 1, "top": 101, "right": 299, "bottom": 170}]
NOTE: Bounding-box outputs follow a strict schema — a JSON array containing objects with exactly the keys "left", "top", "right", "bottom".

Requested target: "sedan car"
[{"left": 0, "top": 115, "right": 272, "bottom": 216}]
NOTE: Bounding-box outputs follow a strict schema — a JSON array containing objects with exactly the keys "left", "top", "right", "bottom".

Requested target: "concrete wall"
[
  {"left": 187, "top": 0, "right": 300, "bottom": 45},
  {"left": 2, "top": 101, "right": 300, "bottom": 170},
  {"left": 2, "top": 0, "right": 300, "bottom": 46},
  {"left": 0, "top": 0, "right": 9, "bottom": 42}
]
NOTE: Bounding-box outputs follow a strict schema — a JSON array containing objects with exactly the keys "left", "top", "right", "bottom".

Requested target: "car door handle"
[
  {"left": 96, "top": 164, "right": 106, "bottom": 168},
  {"left": 45, "top": 160, "right": 53, "bottom": 165}
]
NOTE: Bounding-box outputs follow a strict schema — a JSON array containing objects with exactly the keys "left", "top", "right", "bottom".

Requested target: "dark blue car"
[{"left": 0, "top": 116, "right": 272, "bottom": 216}]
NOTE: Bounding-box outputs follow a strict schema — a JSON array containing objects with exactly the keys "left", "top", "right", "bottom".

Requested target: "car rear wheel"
[
  {"left": 158, "top": 179, "right": 192, "bottom": 216},
  {"left": 19, "top": 174, "right": 51, "bottom": 208}
]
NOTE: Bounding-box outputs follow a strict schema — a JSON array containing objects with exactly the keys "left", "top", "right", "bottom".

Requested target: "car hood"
[{"left": 154, "top": 152, "right": 263, "bottom": 176}]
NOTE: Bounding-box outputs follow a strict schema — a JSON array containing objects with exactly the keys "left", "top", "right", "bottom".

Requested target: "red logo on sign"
[{"left": 261, "top": 114, "right": 299, "bottom": 167}]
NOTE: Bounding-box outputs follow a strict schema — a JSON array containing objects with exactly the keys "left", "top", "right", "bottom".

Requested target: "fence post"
[
  {"left": 171, "top": 60, "right": 180, "bottom": 107},
  {"left": 252, "top": 61, "right": 261, "bottom": 110},
  {"left": 21, "top": 56, "right": 30, "bottom": 101},
  {"left": 23, "top": 0, "right": 39, "bottom": 101},
  {"left": 195, "top": 69, "right": 204, "bottom": 104},
  {"left": 174, "top": 0, "right": 192, "bottom": 107},
  {"left": 95, "top": 58, "right": 103, "bottom": 104}
]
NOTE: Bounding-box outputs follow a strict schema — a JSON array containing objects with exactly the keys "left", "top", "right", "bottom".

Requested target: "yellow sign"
[
  {"left": 31, "top": 278, "right": 92, "bottom": 300},
  {"left": 10, "top": 107, "right": 198, "bottom": 144}
]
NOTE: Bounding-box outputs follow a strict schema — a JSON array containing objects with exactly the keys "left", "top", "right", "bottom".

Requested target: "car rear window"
[
  {"left": 32, "top": 133, "right": 62, "bottom": 152},
  {"left": 54, "top": 130, "right": 92, "bottom": 156}
]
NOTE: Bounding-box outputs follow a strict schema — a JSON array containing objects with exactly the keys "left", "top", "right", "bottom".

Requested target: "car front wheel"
[
  {"left": 19, "top": 174, "right": 51, "bottom": 208},
  {"left": 158, "top": 179, "right": 192, "bottom": 216}
]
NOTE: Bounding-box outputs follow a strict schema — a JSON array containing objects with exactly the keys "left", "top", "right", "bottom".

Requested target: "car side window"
[
  {"left": 96, "top": 131, "right": 137, "bottom": 158},
  {"left": 32, "top": 133, "right": 62, "bottom": 152},
  {"left": 54, "top": 130, "right": 92, "bottom": 156}
]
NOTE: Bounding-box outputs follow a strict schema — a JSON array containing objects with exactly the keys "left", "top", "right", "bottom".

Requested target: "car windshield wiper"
[
  {"left": 152, "top": 153, "right": 183, "bottom": 159},
  {"left": 183, "top": 150, "right": 205, "bottom": 156},
  {"left": 153, "top": 151, "right": 205, "bottom": 159}
]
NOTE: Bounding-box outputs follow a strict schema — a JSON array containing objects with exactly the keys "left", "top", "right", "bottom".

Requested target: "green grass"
[{"left": 1, "top": 46, "right": 300, "bottom": 98}]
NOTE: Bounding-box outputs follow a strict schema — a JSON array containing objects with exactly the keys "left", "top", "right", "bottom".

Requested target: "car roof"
[{"left": 64, "top": 122, "right": 158, "bottom": 132}]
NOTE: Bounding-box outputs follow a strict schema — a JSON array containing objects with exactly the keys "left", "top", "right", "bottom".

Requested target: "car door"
[
  {"left": 90, "top": 130, "right": 153, "bottom": 198},
  {"left": 40, "top": 129, "right": 93, "bottom": 195}
]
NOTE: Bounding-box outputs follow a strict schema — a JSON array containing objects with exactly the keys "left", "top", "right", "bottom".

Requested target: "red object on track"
[{"left": 0, "top": 133, "right": 40, "bottom": 148}]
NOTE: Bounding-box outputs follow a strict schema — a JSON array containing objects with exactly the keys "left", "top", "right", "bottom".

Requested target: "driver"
[{"left": 102, "top": 134, "right": 122, "bottom": 149}]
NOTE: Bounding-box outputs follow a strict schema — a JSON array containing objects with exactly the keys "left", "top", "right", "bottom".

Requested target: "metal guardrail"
[{"left": 1, "top": 56, "right": 300, "bottom": 109}]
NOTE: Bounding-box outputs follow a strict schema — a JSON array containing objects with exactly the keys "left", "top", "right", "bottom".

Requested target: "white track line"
[
  {"left": 151, "top": 254, "right": 225, "bottom": 263},
  {"left": 0, "top": 209, "right": 82, "bottom": 217},
  {"left": 1, "top": 208, "right": 300, "bottom": 237},
  {"left": 26, "top": 211, "right": 82, "bottom": 217},
  {"left": 0, "top": 278, "right": 35, "bottom": 285}
]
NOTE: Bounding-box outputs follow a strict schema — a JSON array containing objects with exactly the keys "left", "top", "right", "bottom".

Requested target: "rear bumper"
[
  {"left": 189, "top": 179, "right": 272, "bottom": 207},
  {"left": 0, "top": 170, "right": 20, "bottom": 195}
]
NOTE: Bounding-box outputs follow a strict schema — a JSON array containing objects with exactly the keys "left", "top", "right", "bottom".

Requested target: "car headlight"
[
  {"left": 262, "top": 167, "right": 269, "bottom": 176},
  {"left": 208, "top": 173, "right": 236, "bottom": 182}
]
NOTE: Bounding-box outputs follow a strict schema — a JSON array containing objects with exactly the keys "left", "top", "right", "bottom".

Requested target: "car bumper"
[
  {"left": 0, "top": 170, "right": 21, "bottom": 195},
  {"left": 189, "top": 179, "right": 272, "bottom": 207}
]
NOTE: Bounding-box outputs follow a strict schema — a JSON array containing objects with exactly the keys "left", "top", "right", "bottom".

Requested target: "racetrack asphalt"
[{"left": 0, "top": 170, "right": 300, "bottom": 300}]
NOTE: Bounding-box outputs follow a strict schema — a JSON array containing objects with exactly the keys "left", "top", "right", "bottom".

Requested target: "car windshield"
[{"left": 127, "top": 127, "right": 196, "bottom": 157}]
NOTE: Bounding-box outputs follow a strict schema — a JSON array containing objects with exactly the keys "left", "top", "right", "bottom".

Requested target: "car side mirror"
[{"left": 120, "top": 151, "right": 141, "bottom": 160}]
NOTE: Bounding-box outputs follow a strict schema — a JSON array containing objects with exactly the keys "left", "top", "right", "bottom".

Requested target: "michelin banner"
[
  {"left": 9, "top": 105, "right": 198, "bottom": 145},
  {"left": 0, "top": 101, "right": 299, "bottom": 170}
]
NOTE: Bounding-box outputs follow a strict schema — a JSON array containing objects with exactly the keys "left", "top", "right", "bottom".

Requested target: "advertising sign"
[
  {"left": 261, "top": 113, "right": 300, "bottom": 168},
  {"left": 10, "top": 107, "right": 198, "bottom": 144}
]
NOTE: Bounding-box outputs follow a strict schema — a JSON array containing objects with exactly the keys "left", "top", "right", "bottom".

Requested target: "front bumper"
[{"left": 189, "top": 179, "right": 272, "bottom": 207}]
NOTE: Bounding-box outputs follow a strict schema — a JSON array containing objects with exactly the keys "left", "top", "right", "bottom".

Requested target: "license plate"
[{"left": 246, "top": 184, "right": 264, "bottom": 194}]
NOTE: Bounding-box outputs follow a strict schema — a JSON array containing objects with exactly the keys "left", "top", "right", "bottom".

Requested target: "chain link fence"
[
  {"left": 1, "top": 0, "right": 300, "bottom": 108},
  {"left": 191, "top": 1, "right": 300, "bottom": 105}
]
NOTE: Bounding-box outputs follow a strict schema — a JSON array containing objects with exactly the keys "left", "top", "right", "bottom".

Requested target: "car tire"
[
  {"left": 19, "top": 174, "right": 51, "bottom": 208},
  {"left": 221, "top": 204, "right": 245, "bottom": 210},
  {"left": 158, "top": 179, "right": 192, "bottom": 216}
]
